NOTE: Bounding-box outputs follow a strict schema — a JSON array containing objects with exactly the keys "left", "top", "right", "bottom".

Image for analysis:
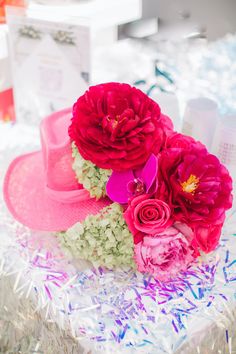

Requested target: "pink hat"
[{"left": 3, "top": 108, "right": 110, "bottom": 231}]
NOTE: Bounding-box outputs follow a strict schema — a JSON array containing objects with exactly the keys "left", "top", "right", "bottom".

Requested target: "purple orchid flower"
[{"left": 106, "top": 154, "right": 158, "bottom": 204}]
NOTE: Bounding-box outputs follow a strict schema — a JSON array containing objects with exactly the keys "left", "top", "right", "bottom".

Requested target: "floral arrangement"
[
  {"left": 59, "top": 203, "right": 135, "bottom": 269},
  {"left": 59, "top": 82, "right": 233, "bottom": 281}
]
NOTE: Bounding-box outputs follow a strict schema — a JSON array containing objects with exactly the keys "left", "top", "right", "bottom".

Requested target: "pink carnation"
[{"left": 134, "top": 226, "right": 195, "bottom": 281}]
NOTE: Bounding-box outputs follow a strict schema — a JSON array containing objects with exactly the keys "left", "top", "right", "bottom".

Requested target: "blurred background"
[{"left": 0, "top": 0, "right": 236, "bottom": 190}]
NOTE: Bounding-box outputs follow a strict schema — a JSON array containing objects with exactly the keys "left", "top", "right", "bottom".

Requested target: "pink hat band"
[
  {"left": 3, "top": 108, "right": 110, "bottom": 231},
  {"left": 45, "top": 186, "right": 89, "bottom": 204}
]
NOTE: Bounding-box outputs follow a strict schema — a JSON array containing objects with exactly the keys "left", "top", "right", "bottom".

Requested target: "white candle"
[
  {"left": 150, "top": 91, "right": 181, "bottom": 131},
  {"left": 182, "top": 97, "right": 219, "bottom": 150},
  {"left": 212, "top": 115, "right": 236, "bottom": 188}
]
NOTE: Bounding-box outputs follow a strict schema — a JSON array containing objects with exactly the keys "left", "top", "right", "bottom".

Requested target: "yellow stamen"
[
  {"left": 111, "top": 119, "right": 118, "bottom": 129},
  {"left": 181, "top": 174, "right": 199, "bottom": 194},
  {"left": 106, "top": 115, "right": 119, "bottom": 129}
]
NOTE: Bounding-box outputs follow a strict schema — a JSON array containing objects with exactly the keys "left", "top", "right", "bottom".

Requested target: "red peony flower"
[
  {"left": 165, "top": 132, "right": 206, "bottom": 150},
  {"left": 156, "top": 135, "right": 233, "bottom": 252},
  {"left": 69, "top": 82, "right": 173, "bottom": 171}
]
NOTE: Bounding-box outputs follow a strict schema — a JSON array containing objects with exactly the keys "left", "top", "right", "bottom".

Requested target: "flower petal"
[
  {"left": 141, "top": 154, "right": 158, "bottom": 193},
  {"left": 106, "top": 170, "right": 135, "bottom": 204}
]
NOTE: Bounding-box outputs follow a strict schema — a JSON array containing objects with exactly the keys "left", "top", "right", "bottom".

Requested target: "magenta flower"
[
  {"left": 156, "top": 138, "right": 233, "bottom": 253},
  {"left": 106, "top": 154, "right": 158, "bottom": 204}
]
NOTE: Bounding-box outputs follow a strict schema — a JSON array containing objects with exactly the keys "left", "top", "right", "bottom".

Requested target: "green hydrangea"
[
  {"left": 71, "top": 142, "right": 111, "bottom": 199},
  {"left": 57, "top": 203, "right": 135, "bottom": 269}
]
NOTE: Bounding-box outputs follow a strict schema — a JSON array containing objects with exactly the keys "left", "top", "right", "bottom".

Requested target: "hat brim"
[{"left": 4, "top": 151, "right": 110, "bottom": 231}]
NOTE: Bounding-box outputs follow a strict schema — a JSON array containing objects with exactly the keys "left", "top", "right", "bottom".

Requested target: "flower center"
[
  {"left": 127, "top": 178, "right": 146, "bottom": 196},
  {"left": 106, "top": 115, "right": 120, "bottom": 129},
  {"left": 181, "top": 174, "right": 199, "bottom": 194}
]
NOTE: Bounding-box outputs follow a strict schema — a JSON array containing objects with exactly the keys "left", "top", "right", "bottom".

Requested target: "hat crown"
[
  {"left": 40, "top": 108, "right": 90, "bottom": 202},
  {"left": 3, "top": 107, "right": 111, "bottom": 231}
]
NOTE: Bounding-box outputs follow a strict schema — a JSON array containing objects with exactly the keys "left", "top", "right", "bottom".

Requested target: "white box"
[
  {"left": 6, "top": 6, "right": 90, "bottom": 125},
  {"left": 29, "top": 0, "right": 142, "bottom": 29}
]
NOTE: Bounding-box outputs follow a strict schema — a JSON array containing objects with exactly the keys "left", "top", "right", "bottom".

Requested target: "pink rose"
[
  {"left": 134, "top": 226, "right": 195, "bottom": 281},
  {"left": 124, "top": 195, "right": 173, "bottom": 243}
]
